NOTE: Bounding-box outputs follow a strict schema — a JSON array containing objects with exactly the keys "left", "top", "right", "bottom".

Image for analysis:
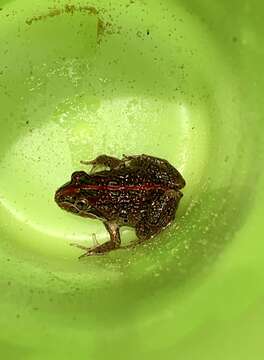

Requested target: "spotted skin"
[{"left": 55, "top": 154, "right": 185, "bottom": 257}]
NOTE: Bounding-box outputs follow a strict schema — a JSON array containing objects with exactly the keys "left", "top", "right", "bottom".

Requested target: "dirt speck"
[
  {"left": 97, "top": 18, "right": 113, "bottom": 42},
  {"left": 25, "top": 4, "right": 113, "bottom": 43},
  {"left": 126, "top": 0, "right": 135, "bottom": 7}
]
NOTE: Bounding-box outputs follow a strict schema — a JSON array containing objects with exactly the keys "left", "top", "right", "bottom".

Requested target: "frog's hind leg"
[
  {"left": 70, "top": 222, "right": 121, "bottom": 258},
  {"left": 135, "top": 189, "right": 182, "bottom": 242},
  {"left": 81, "top": 155, "right": 123, "bottom": 172},
  {"left": 123, "top": 154, "right": 170, "bottom": 166},
  {"left": 123, "top": 154, "right": 185, "bottom": 189},
  {"left": 122, "top": 154, "right": 174, "bottom": 172}
]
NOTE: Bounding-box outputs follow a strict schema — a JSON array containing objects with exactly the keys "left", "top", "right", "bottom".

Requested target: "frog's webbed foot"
[
  {"left": 69, "top": 242, "right": 101, "bottom": 258},
  {"left": 81, "top": 155, "right": 123, "bottom": 172},
  {"left": 70, "top": 241, "right": 118, "bottom": 258},
  {"left": 70, "top": 222, "right": 121, "bottom": 258},
  {"left": 135, "top": 189, "right": 182, "bottom": 241}
]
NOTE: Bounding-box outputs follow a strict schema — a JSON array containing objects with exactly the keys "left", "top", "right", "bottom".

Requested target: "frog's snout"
[
  {"left": 180, "top": 177, "right": 186, "bottom": 189},
  {"left": 54, "top": 188, "right": 63, "bottom": 205},
  {"left": 54, "top": 184, "right": 74, "bottom": 206},
  {"left": 176, "top": 173, "right": 186, "bottom": 190}
]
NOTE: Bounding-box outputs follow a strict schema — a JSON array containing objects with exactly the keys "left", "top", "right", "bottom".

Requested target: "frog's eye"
[
  {"left": 71, "top": 171, "right": 88, "bottom": 184},
  {"left": 75, "top": 199, "right": 90, "bottom": 211}
]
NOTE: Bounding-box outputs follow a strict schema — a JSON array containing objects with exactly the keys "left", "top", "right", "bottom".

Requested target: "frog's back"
[
  {"left": 89, "top": 154, "right": 185, "bottom": 190},
  {"left": 91, "top": 167, "right": 168, "bottom": 189}
]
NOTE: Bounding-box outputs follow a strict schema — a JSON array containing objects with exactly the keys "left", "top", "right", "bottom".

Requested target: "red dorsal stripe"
[{"left": 59, "top": 184, "right": 168, "bottom": 197}]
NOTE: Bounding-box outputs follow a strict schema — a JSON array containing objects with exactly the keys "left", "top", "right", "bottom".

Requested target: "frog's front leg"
[
  {"left": 71, "top": 221, "right": 121, "bottom": 258},
  {"left": 135, "top": 189, "right": 183, "bottom": 241},
  {"left": 81, "top": 155, "right": 123, "bottom": 172}
]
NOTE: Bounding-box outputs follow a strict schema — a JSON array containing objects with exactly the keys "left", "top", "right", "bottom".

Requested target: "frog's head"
[{"left": 55, "top": 171, "right": 97, "bottom": 217}]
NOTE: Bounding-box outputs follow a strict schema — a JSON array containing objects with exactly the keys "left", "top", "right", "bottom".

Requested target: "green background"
[{"left": 0, "top": 0, "right": 263, "bottom": 359}]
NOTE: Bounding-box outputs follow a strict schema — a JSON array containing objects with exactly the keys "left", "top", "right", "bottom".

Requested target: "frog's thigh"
[
  {"left": 136, "top": 190, "right": 179, "bottom": 240},
  {"left": 81, "top": 155, "right": 123, "bottom": 170}
]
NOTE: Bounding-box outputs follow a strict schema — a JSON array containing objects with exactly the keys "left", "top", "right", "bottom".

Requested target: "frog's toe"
[
  {"left": 80, "top": 160, "right": 98, "bottom": 173},
  {"left": 80, "top": 160, "right": 92, "bottom": 165},
  {"left": 78, "top": 249, "right": 105, "bottom": 258},
  {"left": 69, "top": 242, "right": 104, "bottom": 258},
  {"left": 69, "top": 242, "right": 88, "bottom": 251}
]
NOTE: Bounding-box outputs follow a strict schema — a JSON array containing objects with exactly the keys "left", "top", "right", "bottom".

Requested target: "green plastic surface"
[{"left": 0, "top": 0, "right": 263, "bottom": 359}]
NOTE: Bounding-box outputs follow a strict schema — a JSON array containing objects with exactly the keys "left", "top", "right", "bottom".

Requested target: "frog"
[{"left": 54, "top": 154, "right": 186, "bottom": 257}]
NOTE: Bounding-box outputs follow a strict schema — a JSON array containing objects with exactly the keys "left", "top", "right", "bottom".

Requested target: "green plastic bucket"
[{"left": 0, "top": 0, "right": 263, "bottom": 359}]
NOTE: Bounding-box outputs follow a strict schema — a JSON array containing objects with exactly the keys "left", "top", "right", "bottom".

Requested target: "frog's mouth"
[
  {"left": 55, "top": 185, "right": 96, "bottom": 216},
  {"left": 55, "top": 194, "right": 78, "bottom": 214}
]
